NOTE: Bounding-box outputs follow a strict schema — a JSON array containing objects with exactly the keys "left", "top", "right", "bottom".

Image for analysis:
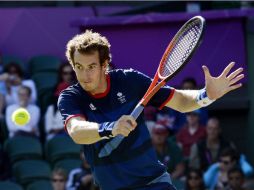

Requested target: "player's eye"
[
  {"left": 88, "top": 65, "right": 96, "bottom": 70},
  {"left": 76, "top": 65, "right": 83, "bottom": 70}
]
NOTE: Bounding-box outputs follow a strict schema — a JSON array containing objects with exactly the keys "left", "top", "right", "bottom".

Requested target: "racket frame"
[
  {"left": 131, "top": 16, "right": 206, "bottom": 119},
  {"left": 140, "top": 16, "right": 206, "bottom": 107}
]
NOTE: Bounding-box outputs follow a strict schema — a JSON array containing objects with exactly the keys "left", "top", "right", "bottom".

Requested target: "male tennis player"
[{"left": 58, "top": 30, "right": 244, "bottom": 190}]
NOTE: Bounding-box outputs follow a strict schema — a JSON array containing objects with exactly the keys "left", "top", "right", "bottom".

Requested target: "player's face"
[{"left": 73, "top": 50, "right": 107, "bottom": 94}]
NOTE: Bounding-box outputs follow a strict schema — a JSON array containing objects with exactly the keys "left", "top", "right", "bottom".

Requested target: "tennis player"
[{"left": 58, "top": 30, "right": 244, "bottom": 190}]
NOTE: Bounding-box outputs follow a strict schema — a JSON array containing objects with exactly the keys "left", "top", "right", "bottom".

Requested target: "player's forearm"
[
  {"left": 66, "top": 115, "right": 136, "bottom": 145},
  {"left": 166, "top": 89, "right": 200, "bottom": 112},
  {"left": 176, "top": 89, "right": 201, "bottom": 112},
  {"left": 166, "top": 89, "right": 215, "bottom": 112},
  {"left": 67, "top": 120, "right": 102, "bottom": 144}
]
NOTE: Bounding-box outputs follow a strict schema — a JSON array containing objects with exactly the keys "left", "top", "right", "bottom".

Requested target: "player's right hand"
[{"left": 112, "top": 115, "right": 137, "bottom": 137}]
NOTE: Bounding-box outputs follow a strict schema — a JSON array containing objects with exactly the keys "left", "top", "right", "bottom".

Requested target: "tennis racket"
[
  {"left": 99, "top": 16, "right": 206, "bottom": 157},
  {"left": 130, "top": 15, "right": 206, "bottom": 119}
]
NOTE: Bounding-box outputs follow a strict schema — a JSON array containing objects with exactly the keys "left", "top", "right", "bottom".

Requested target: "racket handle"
[
  {"left": 126, "top": 104, "right": 144, "bottom": 126},
  {"left": 130, "top": 104, "right": 145, "bottom": 120},
  {"left": 99, "top": 104, "right": 145, "bottom": 157}
]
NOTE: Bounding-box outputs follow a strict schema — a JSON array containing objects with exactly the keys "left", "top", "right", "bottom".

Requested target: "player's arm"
[
  {"left": 66, "top": 115, "right": 137, "bottom": 145},
  {"left": 166, "top": 62, "right": 244, "bottom": 112},
  {"left": 166, "top": 89, "right": 200, "bottom": 112},
  {"left": 66, "top": 116, "right": 101, "bottom": 144}
]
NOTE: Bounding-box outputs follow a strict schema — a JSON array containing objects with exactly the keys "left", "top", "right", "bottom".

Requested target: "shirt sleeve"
[
  {"left": 125, "top": 69, "right": 175, "bottom": 109},
  {"left": 150, "top": 86, "right": 175, "bottom": 110},
  {"left": 57, "top": 87, "right": 86, "bottom": 126}
]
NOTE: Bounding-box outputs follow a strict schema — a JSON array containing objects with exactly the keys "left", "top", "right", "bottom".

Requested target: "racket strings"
[{"left": 160, "top": 22, "right": 202, "bottom": 78}]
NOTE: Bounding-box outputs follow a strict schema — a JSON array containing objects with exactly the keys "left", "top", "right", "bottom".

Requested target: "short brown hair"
[{"left": 66, "top": 30, "right": 112, "bottom": 67}]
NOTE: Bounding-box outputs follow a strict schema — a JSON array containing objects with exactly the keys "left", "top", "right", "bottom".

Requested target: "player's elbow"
[
  {"left": 67, "top": 126, "right": 83, "bottom": 144},
  {"left": 67, "top": 128, "right": 80, "bottom": 144}
]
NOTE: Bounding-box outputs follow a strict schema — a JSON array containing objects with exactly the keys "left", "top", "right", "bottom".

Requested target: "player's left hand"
[{"left": 202, "top": 62, "right": 244, "bottom": 100}]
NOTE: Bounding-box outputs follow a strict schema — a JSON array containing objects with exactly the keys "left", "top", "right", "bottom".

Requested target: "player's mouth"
[
  {"left": 83, "top": 81, "right": 92, "bottom": 84},
  {"left": 81, "top": 82, "right": 94, "bottom": 89}
]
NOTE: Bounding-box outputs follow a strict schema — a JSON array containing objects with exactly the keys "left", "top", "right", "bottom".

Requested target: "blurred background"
[{"left": 0, "top": 1, "right": 254, "bottom": 190}]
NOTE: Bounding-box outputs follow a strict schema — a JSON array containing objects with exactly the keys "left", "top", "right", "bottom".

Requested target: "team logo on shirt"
[
  {"left": 117, "top": 92, "right": 126, "bottom": 103},
  {"left": 89, "top": 103, "right": 97, "bottom": 110}
]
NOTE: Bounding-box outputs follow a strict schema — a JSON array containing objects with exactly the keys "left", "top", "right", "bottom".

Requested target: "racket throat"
[{"left": 130, "top": 103, "right": 145, "bottom": 120}]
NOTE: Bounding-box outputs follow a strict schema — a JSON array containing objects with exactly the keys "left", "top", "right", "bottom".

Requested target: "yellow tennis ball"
[{"left": 11, "top": 108, "right": 31, "bottom": 126}]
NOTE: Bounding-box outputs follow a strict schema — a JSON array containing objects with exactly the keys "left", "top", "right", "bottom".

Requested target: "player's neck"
[{"left": 89, "top": 74, "right": 110, "bottom": 97}]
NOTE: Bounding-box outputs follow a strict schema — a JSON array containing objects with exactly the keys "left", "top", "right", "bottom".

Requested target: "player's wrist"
[
  {"left": 196, "top": 87, "right": 215, "bottom": 107},
  {"left": 98, "top": 122, "right": 115, "bottom": 138}
]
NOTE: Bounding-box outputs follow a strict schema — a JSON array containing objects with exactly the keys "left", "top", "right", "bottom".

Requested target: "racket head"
[{"left": 158, "top": 16, "right": 206, "bottom": 80}]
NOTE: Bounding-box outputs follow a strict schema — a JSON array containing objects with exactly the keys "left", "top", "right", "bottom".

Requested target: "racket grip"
[
  {"left": 109, "top": 104, "right": 144, "bottom": 152},
  {"left": 130, "top": 104, "right": 145, "bottom": 120}
]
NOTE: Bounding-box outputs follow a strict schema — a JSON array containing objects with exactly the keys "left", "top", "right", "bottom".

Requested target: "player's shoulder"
[
  {"left": 58, "top": 83, "right": 86, "bottom": 105},
  {"left": 59, "top": 83, "right": 82, "bottom": 97},
  {"left": 109, "top": 68, "right": 149, "bottom": 80}
]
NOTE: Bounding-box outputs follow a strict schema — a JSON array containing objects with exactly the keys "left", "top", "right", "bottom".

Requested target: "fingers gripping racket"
[
  {"left": 99, "top": 16, "right": 206, "bottom": 157},
  {"left": 130, "top": 15, "right": 206, "bottom": 119}
]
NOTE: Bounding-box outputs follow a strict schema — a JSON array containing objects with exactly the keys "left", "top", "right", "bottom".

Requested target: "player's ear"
[{"left": 102, "top": 60, "right": 109, "bottom": 71}]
